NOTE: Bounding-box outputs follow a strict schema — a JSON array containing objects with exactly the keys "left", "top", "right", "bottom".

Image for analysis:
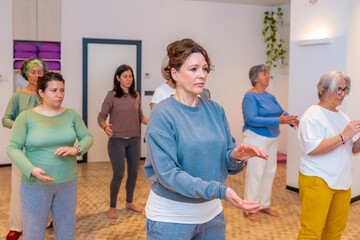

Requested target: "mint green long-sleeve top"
[
  {"left": 2, "top": 90, "right": 40, "bottom": 129},
  {"left": 7, "top": 109, "right": 93, "bottom": 185}
]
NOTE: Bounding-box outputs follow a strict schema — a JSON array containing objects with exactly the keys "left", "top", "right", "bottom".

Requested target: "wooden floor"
[{"left": 1, "top": 161, "right": 360, "bottom": 239}]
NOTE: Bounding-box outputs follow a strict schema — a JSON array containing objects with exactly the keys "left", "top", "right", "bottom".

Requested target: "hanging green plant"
[{"left": 262, "top": 8, "right": 287, "bottom": 71}]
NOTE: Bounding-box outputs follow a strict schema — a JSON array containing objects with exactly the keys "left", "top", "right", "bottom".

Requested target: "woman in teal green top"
[
  {"left": 7, "top": 72, "right": 93, "bottom": 240},
  {"left": 2, "top": 58, "right": 47, "bottom": 240},
  {"left": 2, "top": 58, "right": 47, "bottom": 128}
]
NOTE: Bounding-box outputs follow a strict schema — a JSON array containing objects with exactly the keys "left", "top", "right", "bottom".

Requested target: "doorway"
[{"left": 82, "top": 38, "right": 142, "bottom": 162}]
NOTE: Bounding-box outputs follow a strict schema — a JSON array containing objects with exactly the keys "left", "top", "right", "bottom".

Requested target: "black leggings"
[{"left": 108, "top": 137, "right": 140, "bottom": 208}]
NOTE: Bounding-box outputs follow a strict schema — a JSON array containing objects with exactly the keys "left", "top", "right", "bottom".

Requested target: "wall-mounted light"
[
  {"left": 298, "top": 38, "right": 332, "bottom": 46},
  {"left": 310, "top": 0, "right": 318, "bottom": 4}
]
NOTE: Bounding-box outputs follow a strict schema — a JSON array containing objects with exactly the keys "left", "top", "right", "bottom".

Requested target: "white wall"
[
  {"left": 286, "top": 0, "right": 359, "bottom": 196},
  {"left": 0, "top": 0, "right": 13, "bottom": 165},
  {"left": 346, "top": 0, "right": 360, "bottom": 198},
  {"left": 267, "top": 3, "right": 290, "bottom": 154},
  {"left": 60, "top": 0, "right": 279, "bottom": 161},
  {"left": 0, "top": 0, "right": 289, "bottom": 164}
]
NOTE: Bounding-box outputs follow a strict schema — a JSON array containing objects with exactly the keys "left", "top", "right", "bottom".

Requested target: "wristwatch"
[{"left": 76, "top": 147, "right": 82, "bottom": 155}]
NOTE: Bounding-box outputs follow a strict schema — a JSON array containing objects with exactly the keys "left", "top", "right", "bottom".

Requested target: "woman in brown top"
[{"left": 98, "top": 64, "right": 148, "bottom": 219}]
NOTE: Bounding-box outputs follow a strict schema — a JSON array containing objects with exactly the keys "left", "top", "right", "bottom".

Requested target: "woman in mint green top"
[
  {"left": 2, "top": 91, "right": 40, "bottom": 128},
  {"left": 2, "top": 58, "right": 47, "bottom": 240},
  {"left": 8, "top": 108, "right": 92, "bottom": 184},
  {"left": 7, "top": 72, "right": 93, "bottom": 240},
  {"left": 2, "top": 58, "right": 47, "bottom": 129}
]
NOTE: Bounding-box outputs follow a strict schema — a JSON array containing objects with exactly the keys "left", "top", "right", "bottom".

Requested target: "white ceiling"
[{"left": 188, "top": 0, "right": 290, "bottom": 6}]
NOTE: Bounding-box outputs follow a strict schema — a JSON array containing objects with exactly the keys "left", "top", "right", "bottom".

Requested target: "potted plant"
[{"left": 262, "top": 8, "right": 287, "bottom": 71}]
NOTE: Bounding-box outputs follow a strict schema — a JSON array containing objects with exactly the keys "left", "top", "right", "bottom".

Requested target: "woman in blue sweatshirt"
[
  {"left": 242, "top": 64, "right": 299, "bottom": 222},
  {"left": 144, "top": 39, "right": 269, "bottom": 240}
]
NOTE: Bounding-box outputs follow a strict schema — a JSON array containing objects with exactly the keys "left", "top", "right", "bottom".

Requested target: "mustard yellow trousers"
[{"left": 297, "top": 172, "right": 351, "bottom": 240}]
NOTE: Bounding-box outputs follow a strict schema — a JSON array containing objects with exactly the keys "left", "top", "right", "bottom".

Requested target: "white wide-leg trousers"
[{"left": 243, "top": 130, "right": 278, "bottom": 212}]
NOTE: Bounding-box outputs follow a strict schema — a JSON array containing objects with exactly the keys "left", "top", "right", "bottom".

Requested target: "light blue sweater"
[
  {"left": 242, "top": 91, "right": 287, "bottom": 138},
  {"left": 144, "top": 96, "right": 244, "bottom": 203}
]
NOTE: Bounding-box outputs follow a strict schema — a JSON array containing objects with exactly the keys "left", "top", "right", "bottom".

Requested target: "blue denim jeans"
[
  {"left": 146, "top": 211, "right": 226, "bottom": 240},
  {"left": 20, "top": 179, "right": 78, "bottom": 240}
]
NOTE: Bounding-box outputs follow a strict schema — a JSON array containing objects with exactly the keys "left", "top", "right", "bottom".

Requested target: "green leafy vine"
[{"left": 262, "top": 8, "right": 287, "bottom": 71}]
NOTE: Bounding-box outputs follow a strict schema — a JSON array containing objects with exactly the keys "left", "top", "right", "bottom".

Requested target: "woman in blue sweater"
[
  {"left": 144, "top": 39, "right": 269, "bottom": 240},
  {"left": 242, "top": 64, "right": 299, "bottom": 222}
]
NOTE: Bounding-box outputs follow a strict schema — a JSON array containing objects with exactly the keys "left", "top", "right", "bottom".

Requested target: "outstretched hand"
[
  {"left": 279, "top": 112, "right": 299, "bottom": 129},
  {"left": 342, "top": 120, "right": 360, "bottom": 141},
  {"left": 226, "top": 188, "right": 263, "bottom": 211},
  {"left": 290, "top": 118, "right": 300, "bottom": 130},
  {"left": 231, "top": 143, "right": 269, "bottom": 162},
  {"left": 31, "top": 167, "right": 55, "bottom": 182}
]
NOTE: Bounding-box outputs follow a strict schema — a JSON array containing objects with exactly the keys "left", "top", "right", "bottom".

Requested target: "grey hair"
[
  {"left": 317, "top": 70, "right": 351, "bottom": 100},
  {"left": 249, "top": 64, "right": 269, "bottom": 86}
]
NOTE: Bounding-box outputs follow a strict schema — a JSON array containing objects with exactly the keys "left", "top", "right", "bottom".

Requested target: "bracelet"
[
  {"left": 356, "top": 139, "right": 360, "bottom": 148},
  {"left": 103, "top": 125, "right": 107, "bottom": 131},
  {"left": 339, "top": 134, "right": 345, "bottom": 145}
]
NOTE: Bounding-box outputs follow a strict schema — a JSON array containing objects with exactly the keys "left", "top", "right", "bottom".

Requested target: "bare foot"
[
  {"left": 125, "top": 202, "right": 143, "bottom": 213},
  {"left": 108, "top": 207, "right": 118, "bottom": 219},
  {"left": 243, "top": 212, "right": 261, "bottom": 222},
  {"left": 260, "top": 208, "right": 279, "bottom": 217}
]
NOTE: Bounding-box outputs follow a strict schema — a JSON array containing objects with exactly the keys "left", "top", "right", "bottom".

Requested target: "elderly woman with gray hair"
[
  {"left": 242, "top": 64, "right": 299, "bottom": 222},
  {"left": 297, "top": 71, "right": 360, "bottom": 239}
]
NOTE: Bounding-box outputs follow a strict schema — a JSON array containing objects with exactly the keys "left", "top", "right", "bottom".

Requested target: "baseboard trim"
[
  {"left": 351, "top": 195, "right": 360, "bottom": 203},
  {"left": 285, "top": 185, "right": 299, "bottom": 193}
]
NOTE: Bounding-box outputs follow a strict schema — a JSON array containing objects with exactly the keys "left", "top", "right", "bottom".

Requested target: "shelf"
[
  {"left": 298, "top": 38, "right": 332, "bottom": 46},
  {"left": 14, "top": 58, "right": 61, "bottom": 62},
  {"left": 13, "top": 40, "right": 61, "bottom": 72}
]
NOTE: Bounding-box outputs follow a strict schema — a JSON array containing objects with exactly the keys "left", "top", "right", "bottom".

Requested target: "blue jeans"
[
  {"left": 146, "top": 211, "right": 226, "bottom": 240},
  {"left": 20, "top": 179, "right": 78, "bottom": 240}
]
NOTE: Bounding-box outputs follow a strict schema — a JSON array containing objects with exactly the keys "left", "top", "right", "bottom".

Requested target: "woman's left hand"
[
  {"left": 290, "top": 118, "right": 300, "bottom": 130},
  {"left": 231, "top": 143, "right": 269, "bottom": 162},
  {"left": 54, "top": 146, "right": 78, "bottom": 156}
]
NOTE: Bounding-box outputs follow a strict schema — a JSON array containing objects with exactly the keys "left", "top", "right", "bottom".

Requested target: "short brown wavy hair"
[{"left": 163, "top": 38, "right": 212, "bottom": 84}]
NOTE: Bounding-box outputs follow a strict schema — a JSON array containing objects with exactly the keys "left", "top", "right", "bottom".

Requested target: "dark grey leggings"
[{"left": 108, "top": 137, "right": 140, "bottom": 208}]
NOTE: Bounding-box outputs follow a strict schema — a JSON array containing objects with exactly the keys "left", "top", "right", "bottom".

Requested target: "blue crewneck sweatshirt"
[
  {"left": 242, "top": 91, "right": 287, "bottom": 138},
  {"left": 144, "top": 96, "right": 244, "bottom": 203}
]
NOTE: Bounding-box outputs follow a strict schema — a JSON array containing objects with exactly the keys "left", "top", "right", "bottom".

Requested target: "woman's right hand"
[
  {"left": 31, "top": 167, "right": 55, "bottom": 182},
  {"left": 104, "top": 124, "right": 113, "bottom": 137},
  {"left": 226, "top": 187, "right": 263, "bottom": 212}
]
